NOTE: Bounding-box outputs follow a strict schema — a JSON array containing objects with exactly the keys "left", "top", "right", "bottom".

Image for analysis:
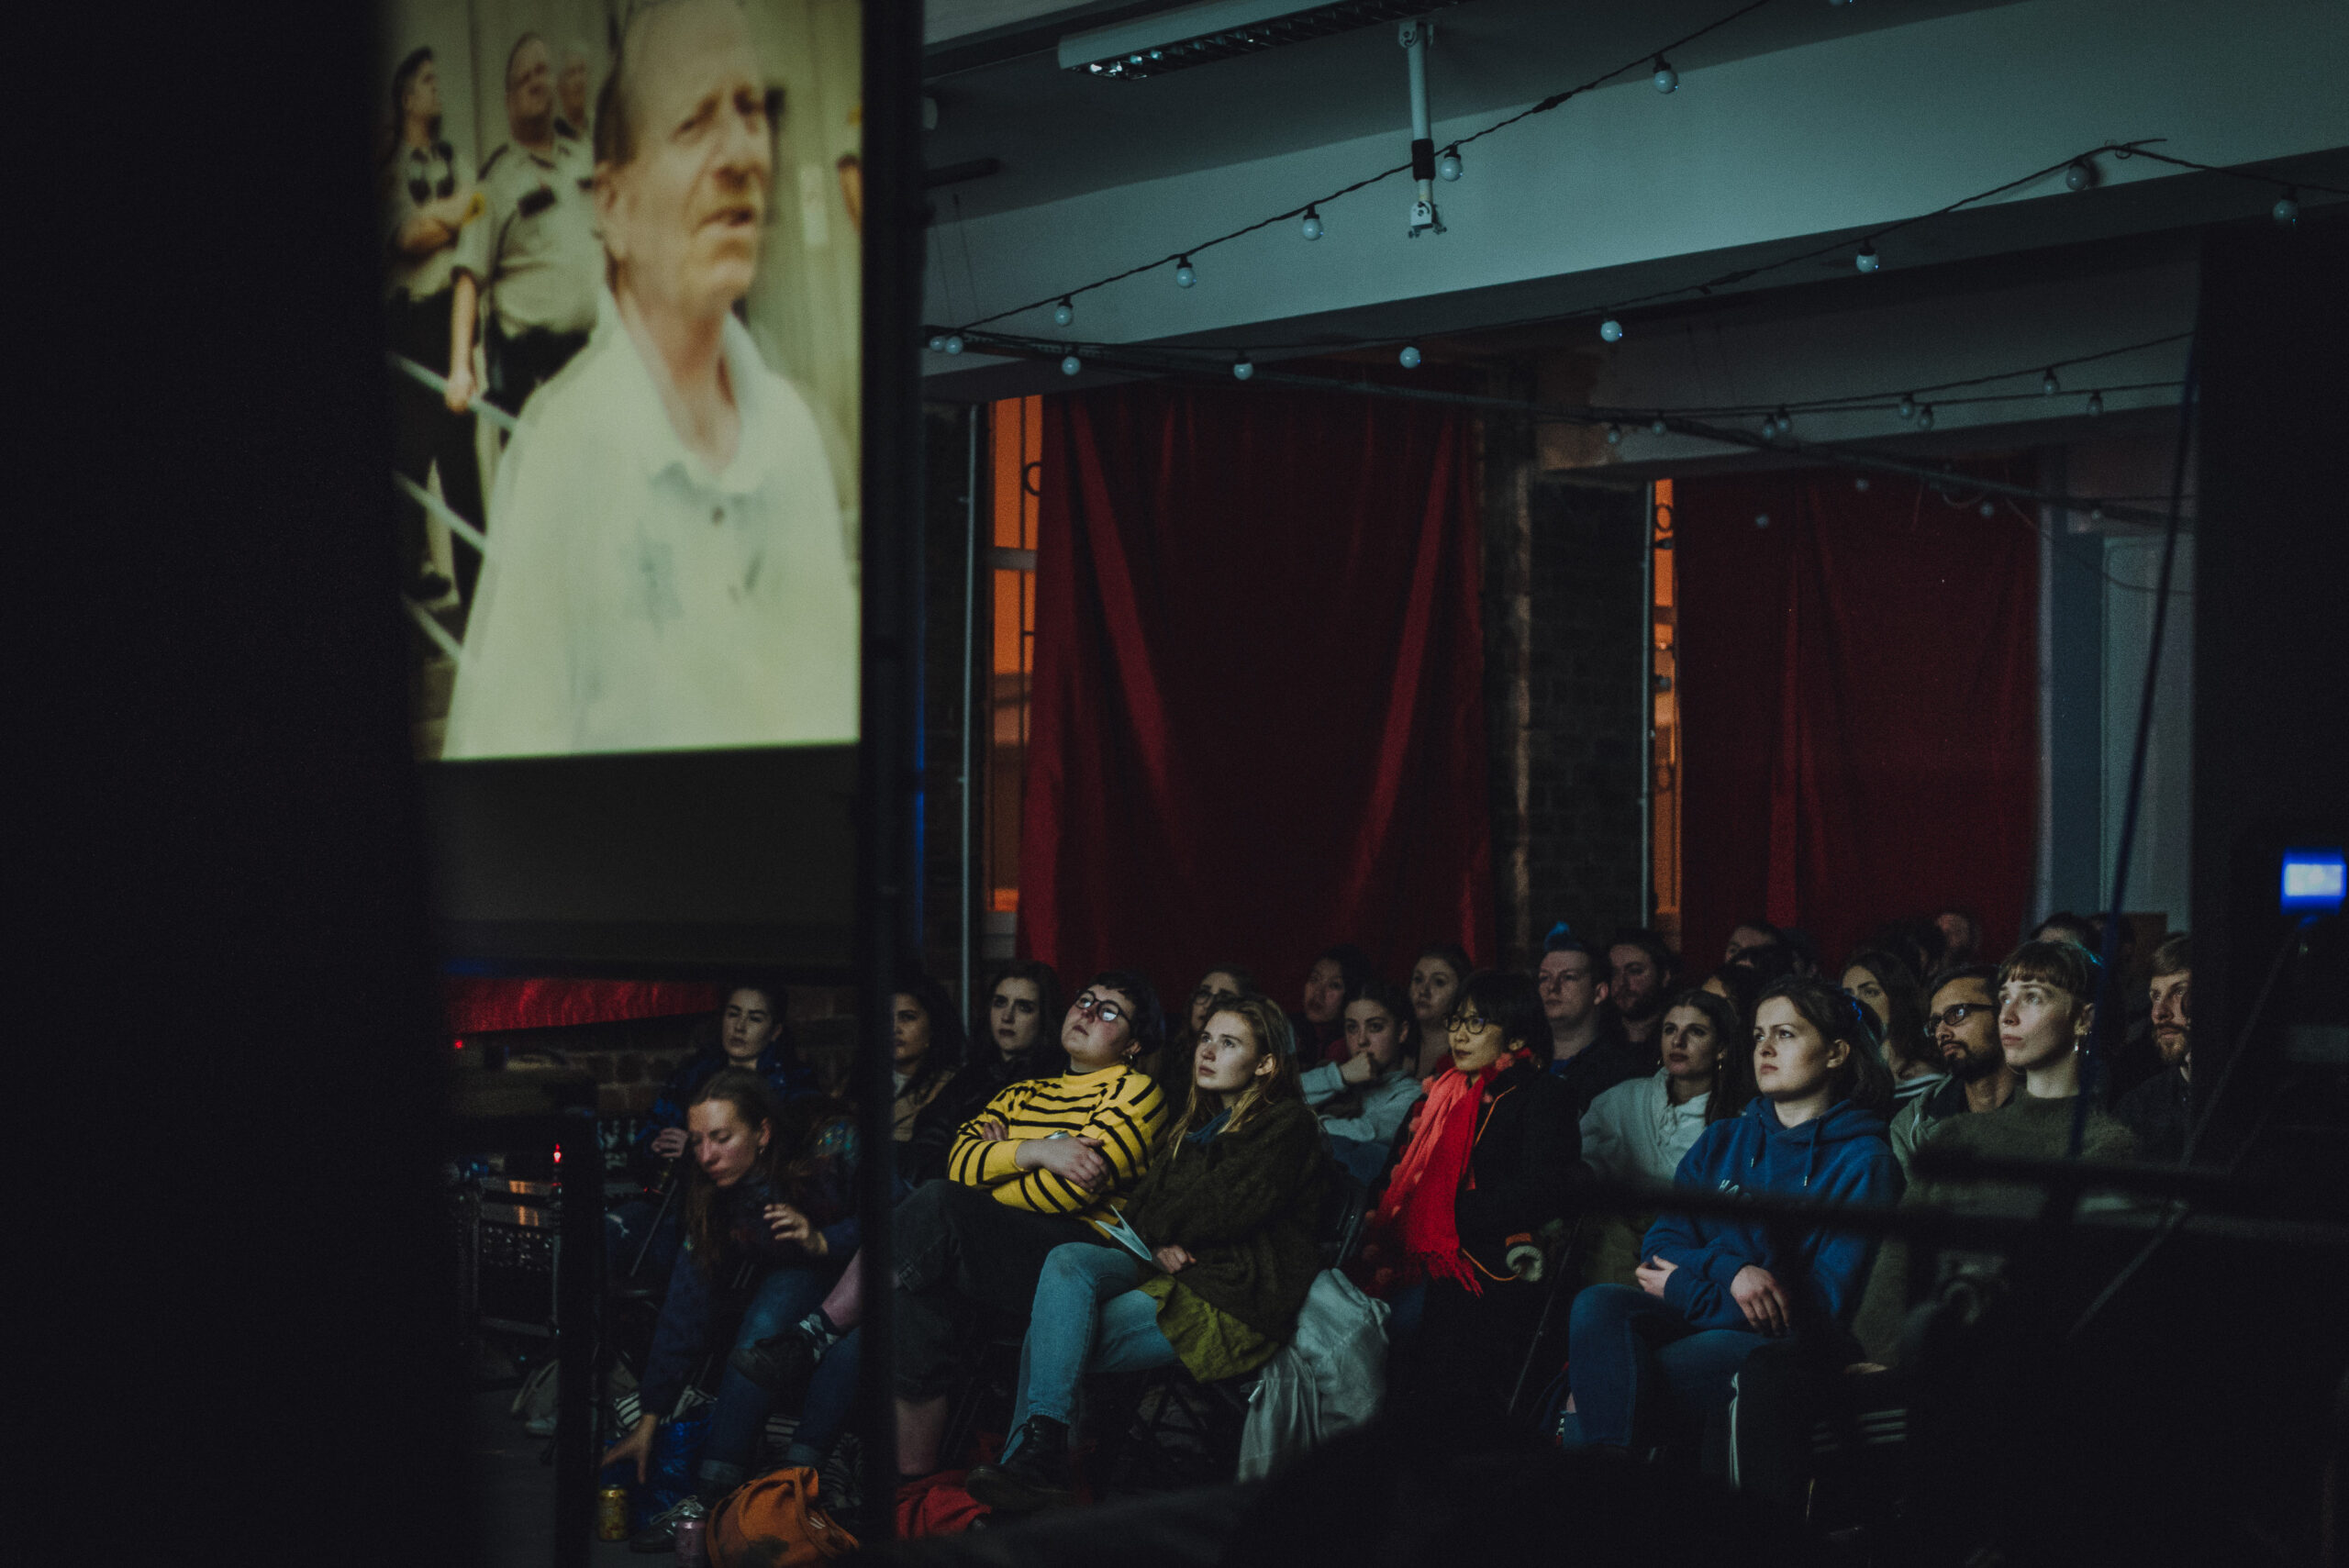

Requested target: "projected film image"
[{"left": 380, "top": 0, "right": 863, "bottom": 761}]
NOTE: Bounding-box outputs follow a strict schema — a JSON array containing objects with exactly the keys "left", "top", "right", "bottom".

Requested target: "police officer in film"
[{"left": 478, "top": 34, "right": 603, "bottom": 417}]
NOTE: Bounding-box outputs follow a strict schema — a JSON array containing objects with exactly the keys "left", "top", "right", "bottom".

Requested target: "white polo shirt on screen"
[{"left": 444, "top": 290, "right": 858, "bottom": 759}]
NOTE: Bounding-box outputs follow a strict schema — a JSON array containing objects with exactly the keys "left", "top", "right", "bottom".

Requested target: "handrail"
[
  {"left": 395, "top": 471, "right": 487, "bottom": 556},
  {"left": 401, "top": 594, "right": 463, "bottom": 662},
  {"left": 388, "top": 350, "right": 521, "bottom": 436}
]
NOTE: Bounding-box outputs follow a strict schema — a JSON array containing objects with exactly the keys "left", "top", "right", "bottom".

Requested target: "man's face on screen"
[{"left": 600, "top": 0, "right": 770, "bottom": 322}]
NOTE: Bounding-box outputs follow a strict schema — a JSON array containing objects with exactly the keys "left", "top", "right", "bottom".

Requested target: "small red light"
[
  {"left": 453, "top": 1037, "right": 465, "bottom": 1050},
  {"left": 553, "top": 1146, "right": 564, "bottom": 1165}
]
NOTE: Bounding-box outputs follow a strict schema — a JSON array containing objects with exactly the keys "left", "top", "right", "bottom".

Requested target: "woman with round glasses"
[{"left": 1352, "top": 969, "right": 1578, "bottom": 1411}]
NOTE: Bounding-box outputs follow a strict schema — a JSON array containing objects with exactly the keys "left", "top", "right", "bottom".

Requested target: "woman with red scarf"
[{"left": 1352, "top": 969, "right": 1579, "bottom": 1411}]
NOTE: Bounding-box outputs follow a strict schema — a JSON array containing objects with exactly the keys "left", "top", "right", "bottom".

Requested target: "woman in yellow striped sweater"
[{"left": 892, "top": 970, "right": 1173, "bottom": 1478}]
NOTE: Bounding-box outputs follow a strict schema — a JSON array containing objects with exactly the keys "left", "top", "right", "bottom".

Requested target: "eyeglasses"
[
  {"left": 1445, "top": 1013, "right": 1491, "bottom": 1035},
  {"left": 1926, "top": 1001, "right": 1994, "bottom": 1031},
  {"left": 1073, "top": 994, "right": 1126, "bottom": 1024},
  {"left": 1190, "top": 985, "right": 1240, "bottom": 1006}
]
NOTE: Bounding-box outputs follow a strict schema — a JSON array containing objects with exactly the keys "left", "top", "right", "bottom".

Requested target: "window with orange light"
[{"left": 986, "top": 396, "right": 1041, "bottom": 918}]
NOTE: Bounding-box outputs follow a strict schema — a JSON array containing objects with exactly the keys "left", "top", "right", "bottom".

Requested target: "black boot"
[
  {"left": 729, "top": 1320, "right": 822, "bottom": 1401},
  {"left": 965, "top": 1416, "right": 1074, "bottom": 1514}
]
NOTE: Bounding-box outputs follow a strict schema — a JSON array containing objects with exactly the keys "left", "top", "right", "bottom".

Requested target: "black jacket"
[
  {"left": 1455, "top": 1059, "right": 1582, "bottom": 1281},
  {"left": 2114, "top": 1063, "right": 2189, "bottom": 1162},
  {"left": 1546, "top": 1013, "right": 1658, "bottom": 1119}
]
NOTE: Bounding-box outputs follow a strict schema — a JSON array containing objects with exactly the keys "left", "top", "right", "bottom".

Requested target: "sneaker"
[
  {"left": 963, "top": 1416, "right": 1074, "bottom": 1514},
  {"left": 729, "top": 1326, "right": 819, "bottom": 1401},
  {"left": 627, "top": 1498, "right": 701, "bottom": 1554}
]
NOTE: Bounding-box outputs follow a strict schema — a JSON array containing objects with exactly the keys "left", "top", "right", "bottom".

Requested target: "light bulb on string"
[
  {"left": 943, "top": 334, "right": 965, "bottom": 354},
  {"left": 1398, "top": 345, "right": 1422, "bottom": 369},
  {"left": 1916, "top": 404, "right": 1935, "bottom": 430},
  {"left": 1604, "top": 424, "right": 1622, "bottom": 446},
  {"left": 1300, "top": 206, "right": 1323, "bottom": 241},
  {"left": 2087, "top": 390, "right": 2104, "bottom": 416},
  {"left": 2042, "top": 369, "right": 2060, "bottom": 395},
  {"left": 2089, "top": 506, "right": 2105, "bottom": 524},
  {"left": 1061, "top": 354, "right": 1081, "bottom": 376},
  {"left": 1436, "top": 147, "right": 1463, "bottom": 182},
  {"left": 1760, "top": 415, "right": 1778, "bottom": 441},
  {"left": 1754, "top": 513, "right": 1771, "bottom": 529},
  {"left": 2065, "top": 159, "right": 2094, "bottom": 192},
  {"left": 1855, "top": 242, "right": 1880, "bottom": 273},
  {"left": 1774, "top": 407, "right": 1793, "bottom": 436},
  {"left": 1651, "top": 418, "right": 1668, "bottom": 436},
  {"left": 1979, "top": 500, "right": 1997, "bottom": 517},
  {"left": 927, "top": 334, "right": 946, "bottom": 351},
  {"left": 1052, "top": 298, "right": 1074, "bottom": 328},
  {"left": 1233, "top": 353, "right": 1254, "bottom": 381},
  {"left": 1897, "top": 394, "right": 1916, "bottom": 422},
  {"left": 1174, "top": 256, "right": 1197, "bottom": 287},
  {"left": 2274, "top": 189, "right": 2299, "bottom": 227},
  {"left": 1854, "top": 476, "right": 1871, "bottom": 493},
  {"left": 1652, "top": 55, "right": 1678, "bottom": 93},
  {"left": 1599, "top": 317, "right": 1624, "bottom": 343}
]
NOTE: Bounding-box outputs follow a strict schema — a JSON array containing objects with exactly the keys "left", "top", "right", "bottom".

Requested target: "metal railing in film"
[{"left": 389, "top": 351, "right": 517, "bottom": 660}]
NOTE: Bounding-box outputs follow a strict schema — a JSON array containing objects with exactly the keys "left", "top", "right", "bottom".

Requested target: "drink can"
[
  {"left": 596, "top": 1485, "right": 630, "bottom": 1541},
  {"left": 674, "top": 1516, "right": 707, "bottom": 1567}
]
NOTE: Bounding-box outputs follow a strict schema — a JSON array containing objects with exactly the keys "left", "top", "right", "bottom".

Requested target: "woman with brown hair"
[
  {"left": 965, "top": 992, "right": 1329, "bottom": 1513},
  {"left": 600, "top": 1070, "right": 859, "bottom": 1543}
]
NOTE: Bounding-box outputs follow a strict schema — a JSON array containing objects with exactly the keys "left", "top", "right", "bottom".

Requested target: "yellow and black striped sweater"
[{"left": 946, "top": 1065, "right": 1169, "bottom": 1224}]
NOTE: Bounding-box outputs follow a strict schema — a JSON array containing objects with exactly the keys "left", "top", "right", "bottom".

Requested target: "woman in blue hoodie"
[{"left": 1564, "top": 975, "right": 1900, "bottom": 1454}]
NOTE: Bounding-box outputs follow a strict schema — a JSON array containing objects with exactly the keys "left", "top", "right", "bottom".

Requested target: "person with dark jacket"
[
  {"left": 600, "top": 1072, "right": 858, "bottom": 1547},
  {"left": 608, "top": 979, "right": 814, "bottom": 1284},
  {"left": 905, "top": 960, "right": 1064, "bottom": 1184},
  {"left": 1564, "top": 976, "right": 1899, "bottom": 1457},
  {"left": 1354, "top": 969, "right": 1580, "bottom": 1412},
  {"left": 2114, "top": 933, "right": 2191, "bottom": 1162},
  {"left": 966, "top": 991, "right": 1327, "bottom": 1513},
  {"left": 1540, "top": 929, "right": 1657, "bottom": 1117}
]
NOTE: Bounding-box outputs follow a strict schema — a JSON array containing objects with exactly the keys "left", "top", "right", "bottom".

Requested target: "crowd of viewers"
[{"left": 594, "top": 906, "right": 2196, "bottom": 1546}]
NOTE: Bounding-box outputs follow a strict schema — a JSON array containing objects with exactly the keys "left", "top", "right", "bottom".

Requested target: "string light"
[
  {"left": 1854, "top": 476, "right": 1870, "bottom": 492},
  {"left": 1300, "top": 206, "right": 1323, "bottom": 240},
  {"left": 2087, "top": 390, "right": 2104, "bottom": 415},
  {"left": 1233, "top": 352, "right": 1254, "bottom": 381},
  {"left": 1398, "top": 345, "right": 1423, "bottom": 369},
  {"left": 1754, "top": 513, "right": 1771, "bottom": 528},
  {"left": 1897, "top": 394, "right": 1916, "bottom": 422},
  {"left": 2274, "top": 188, "right": 2299, "bottom": 226},
  {"left": 1979, "top": 500, "right": 1997, "bottom": 517},
  {"left": 2042, "top": 369, "right": 2060, "bottom": 395},
  {"left": 1651, "top": 418, "right": 1668, "bottom": 435},
  {"left": 1061, "top": 354, "right": 1081, "bottom": 375},
  {"left": 1600, "top": 317, "right": 1624, "bottom": 343},
  {"left": 927, "top": 334, "right": 946, "bottom": 351},
  {"left": 1174, "top": 256, "right": 1197, "bottom": 287},
  {"left": 1652, "top": 55, "right": 1678, "bottom": 93},
  {"left": 1760, "top": 414, "right": 1779, "bottom": 439},
  {"left": 1915, "top": 404, "right": 1935, "bottom": 429},
  {"left": 1605, "top": 423, "right": 1623, "bottom": 445},
  {"left": 1774, "top": 406, "right": 1793, "bottom": 435},
  {"left": 1436, "top": 146, "right": 1464, "bottom": 182},
  {"left": 2065, "top": 159, "right": 2094, "bottom": 192},
  {"left": 1855, "top": 241, "right": 1881, "bottom": 272},
  {"left": 944, "top": 334, "right": 965, "bottom": 354},
  {"left": 1052, "top": 298, "right": 1074, "bottom": 328}
]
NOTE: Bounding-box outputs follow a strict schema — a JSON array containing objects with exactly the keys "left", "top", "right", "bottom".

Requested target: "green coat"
[{"left": 1121, "top": 1096, "right": 1330, "bottom": 1345}]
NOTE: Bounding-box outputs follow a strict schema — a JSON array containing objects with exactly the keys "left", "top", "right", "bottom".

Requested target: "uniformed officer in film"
[
  {"left": 381, "top": 45, "right": 487, "bottom": 609},
  {"left": 556, "top": 39, "right": 595, "bottom": 142},
  {"left": 442, "top": 0, "right": 857, "bottom": 761},
  {"left": 477, "top": 34, "right": 602, "bottom": 416}
]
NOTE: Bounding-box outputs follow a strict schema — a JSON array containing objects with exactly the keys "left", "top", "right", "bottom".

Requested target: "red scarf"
[{"left": 1369, "top": 1048, "right": 1528, "bottom": 1296}]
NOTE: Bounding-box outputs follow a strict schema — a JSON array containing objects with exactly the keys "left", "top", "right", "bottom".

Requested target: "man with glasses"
[
  {"left": 1539, "top": 929, "right": 1653, "bottom": 1117},
  {"left": 1884, "top": 962, "right": 2016, "bottom": 1180}
]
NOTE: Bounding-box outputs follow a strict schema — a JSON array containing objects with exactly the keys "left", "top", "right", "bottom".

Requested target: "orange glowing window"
[{"left": 986, "top": 397, "right": 1041, "bottom": 916}]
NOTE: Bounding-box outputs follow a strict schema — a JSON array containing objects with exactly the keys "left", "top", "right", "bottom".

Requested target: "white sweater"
[{"left": 1580, "top": 1067, "right": 1711, "bottom": 1187}]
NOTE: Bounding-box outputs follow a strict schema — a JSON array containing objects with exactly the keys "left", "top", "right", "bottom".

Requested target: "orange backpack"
[{"left": 707, "top": 1466, "right": 857, "bottom": 1568}]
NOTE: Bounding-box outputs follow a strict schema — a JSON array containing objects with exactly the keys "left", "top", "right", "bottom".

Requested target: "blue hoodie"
[{"left": 1640, "top": 1096, "right": 1902, "bottom": 1333}]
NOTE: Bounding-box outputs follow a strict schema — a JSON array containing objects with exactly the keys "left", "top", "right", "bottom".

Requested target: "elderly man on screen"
[{"left": 444, "top": 0, "right": 855, "bottom": 760}]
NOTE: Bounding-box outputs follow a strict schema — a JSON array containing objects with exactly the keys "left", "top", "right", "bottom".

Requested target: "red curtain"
[
  {"left": 441, "top": 977, "right": 724, "bottom": 1036},
  {"left": 1019, "top": 382, "right": 1494, "bottom": 1010},
  {"left": 1675, "top": 462, "right": 2038, "bottom": 973}
]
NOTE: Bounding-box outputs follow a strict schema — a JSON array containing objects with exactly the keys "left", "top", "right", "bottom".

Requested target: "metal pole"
[
  {"left": 1640, "top": 484, "right": 1654, "bottom": 926},
  {"left": 961, "top": 409, "right": 978, "bottom": 1016},
  {"left": 853, "top": 0, "right": 925, "bottom": 1540},
  {"left": 1400, "top": 18, "right": 1442, "bottom": 237}
]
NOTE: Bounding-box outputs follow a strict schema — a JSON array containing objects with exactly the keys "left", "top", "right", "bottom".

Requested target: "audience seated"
[
  {"left": 1406, "top": 943, "right": 1472, "bottom": 1077},
  {"left": 1563, "top": 976, "right": 1898, "bottom": 1457},
  {"left": 906, "top": 960, "right": 1066, "bottom": 1185},
  {"left": 889, "top": 972, "right": 966, "bottom": 1147},
  {"left": 1357, "top": 969, "right": 1579, "bottom": 1414},
  {"left": 1885, "top": 963, "right": 2016, "bottom": 1179},
  {"left": 602, "top": 1072, "right": 859, "bottom": 1545},
  {"left": 1575, "top": 986, "right": 1744, "bottom": 1287},
  {"left": 1841, "top": 947, "right": 1943, "bottom": 1107},
  {"left": 1934, "top": 906, "right": 1985, "bottom": 967},
  {"left": 965, "top": 993, "right": 1329, "bottom": 1513},
  {"left": 1607, "top": 926, "right": 1680, "bottom": 1049},
  {"left": 1722, "top": 919, "right": 1782, "bottom": 965},
  {"left": 1864, "top": 917, "right": 1950, "bottom": 997},
  {"left": 1299, "top": 976, "right": 1428, "bottom": 1184},
  {"left": 1296, "top": 943, "right": 1372, "bottom": 1064},
  {"left": 890, "top": 972, "right": 1172, "bottom": 1478},
  {"left": 609, "top": 976, "right": 813, "bottom": 1285},
  {"left": 1156, "top": 962, "right": 1253, "bottom": 1094},
  {"left": 2114, "top": 933, "right": 2191, "bottom": 1162},
  {"left": 1538, "top": 928, "right": 1656, "bottom": 1116}
]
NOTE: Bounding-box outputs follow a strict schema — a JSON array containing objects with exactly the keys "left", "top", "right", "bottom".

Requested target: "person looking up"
[
  {"left": 1575, "top": 987, "right": 1741, "bottom": 1288},
  {"left": 890, "top": 973, "right": 1170, "bottom": 1479},
  {"left": 1842, "top": 948, "right": 1941, "bottom": 1107},
  {"left": 1297, "top": 944, "right": 1371, "bottom": 1064},
  {"left": 888, "top": 973, "right": 964, "bottom": 1146},
  {"left": 603, "top": 1073, "right": 860, "bottom": 1543},
  {"left": 1357, "top": 970, "right": 1579, "bottom": 1414},
  {"left": 1407, "top": 944, "right": 1472, "bottom": 1076},
  {"left": 1563, "top": 978, "right": 1898, "bottom": 1457},
  {"left": 1300, "top": 977, "right": 1428, "bottom": 1183},
  {"left": 1723, "top": 920, "right": 1781, "bottom": 966},
  {"left": 1539, "top": 931, "right": 1651, "bottom": 1116},
  {"left": 1154, "top": 962, "right": 1253, "bottom": 1093},
  {"left": 1883, "top": 963, "right": 2016, "bottom": 1179},
  {"left": 2116, "top": 934, "right": 2192, "bottom": 1162},
  {"left": 965, "top": 994, "right": 1329, "bottom": 1514},
  {"left": 1607, "top": 928, "right": 1679, "bottom": 1048}
]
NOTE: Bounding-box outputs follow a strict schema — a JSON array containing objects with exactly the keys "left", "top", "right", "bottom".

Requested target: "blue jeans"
[
  {"left": 699, "top": 1264, "right": 855, "bottom": 1487},
  {"left": 1004, "top": 1244, "right": 1180, "bottom": 1453},
  {"left": 1567, "top": 1284, "right": 1766, "bottom": 1451}
]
